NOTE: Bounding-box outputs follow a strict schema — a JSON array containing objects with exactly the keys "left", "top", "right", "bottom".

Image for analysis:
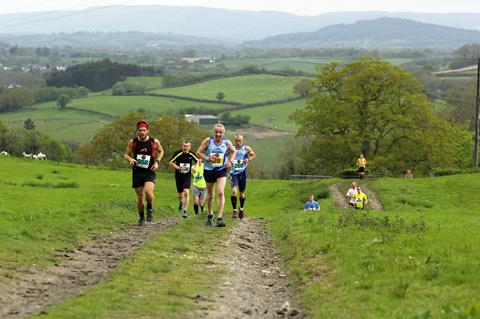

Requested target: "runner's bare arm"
[
  {"left": 124, "top": 139, "right": 136, "bottom": 167},
  {"left": 226, "top": 140, "right": 236, "bottom": 168},
  {"left": 196, "top": 138, "right": 210, "bottom": 160},
  {"left": 150, "top": 139, "right": 164, "bottom": 171},
  {"left": 246, "top": 145, "right": 256, "bottom": 162},
  {"left": 169, "top": 153, "right": 181, "bottom": 171},
  {"left": 155, "top": 139, "right": 164, "bottom": 162}
]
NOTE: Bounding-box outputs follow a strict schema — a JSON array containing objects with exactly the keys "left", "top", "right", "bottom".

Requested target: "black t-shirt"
[
  {"left": 170, "top": 150, "right": 198, "bottom": 176},
  {"left": 132, "top": 137, "right": 155, "bottom": 171}
]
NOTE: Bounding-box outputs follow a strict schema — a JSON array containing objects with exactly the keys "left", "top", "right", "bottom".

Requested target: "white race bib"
[
  {"left": 233, "top": 159, "right": 245, "bottom": 171},
  {"left": 179, "top": 163, "right": 191, "bottom": 174},
  {"left": 136, "top": 154, "right": 151, "bottom": 169},
  {"left": 210, "top": 153, "right": 224, "bottom": 168}
]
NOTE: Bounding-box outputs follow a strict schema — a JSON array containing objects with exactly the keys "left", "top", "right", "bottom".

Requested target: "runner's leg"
[{"left": 216, "top": 176, "right": 227, "bottom": 219}]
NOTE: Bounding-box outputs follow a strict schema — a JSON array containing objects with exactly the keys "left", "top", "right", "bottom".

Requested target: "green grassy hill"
[{"left": 2, "top": 158, "right": 479, "bottom": 318}]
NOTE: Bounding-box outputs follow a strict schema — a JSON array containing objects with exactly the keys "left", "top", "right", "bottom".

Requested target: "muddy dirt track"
[
  {"left": 0, "top": 217, "right": 302, "bottom": 319},
  {"left": 0, "top": 218, "right": 178, "bottom": 319},
  {"left": 196, "top": 218, "right": 301, "bottom": 319}
]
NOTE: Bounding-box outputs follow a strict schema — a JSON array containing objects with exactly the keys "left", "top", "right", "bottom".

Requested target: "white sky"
[{"left": 0, "top": 0, "right": 478, "bottom": 16}]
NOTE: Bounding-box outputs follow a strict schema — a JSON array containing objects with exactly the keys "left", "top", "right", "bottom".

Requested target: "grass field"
[
  {"left": 263, "top": 175, "right": 480, "bottom": 318},
  {"left": 152, "top": 74, "right": 305, "bottom": 104},
  {"left": 1, "top": 158, "right": 479, "bottom": 317},
  {"left": 0, "top": 104, "right": 111, "bottom": 143},
  {"left": 125, "top": 76, "right": 163, "bottom": 90},
  {"left": 229, "top": 98, "right": 305, "bottom": 133}
]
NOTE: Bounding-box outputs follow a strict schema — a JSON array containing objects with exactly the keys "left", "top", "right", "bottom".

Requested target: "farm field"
[
  {"left": 0, "top": 104, "right": 111, "bottom": 143},
  {"left": 124, "top": 76, "right": 163, "bottom": 90},
  {"left": 228, "top": 98, "right": 305, "bottom": 133},
  {"left": 1, "top": 158, "right": 479, "bottom": 318},
  {"left": 66, "top": 95, "right": 226, "bottom": 116},
  {"left": 152, "top": 74, "right": 305, "bottom": 104}
]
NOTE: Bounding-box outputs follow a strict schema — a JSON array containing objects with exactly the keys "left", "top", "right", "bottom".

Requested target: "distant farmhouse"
[
  {"left": 185, "top": 114, "right": 219, "bottom": 125},
  {"left": 181, "top": 57, "right": 216, "bottom": 64}
]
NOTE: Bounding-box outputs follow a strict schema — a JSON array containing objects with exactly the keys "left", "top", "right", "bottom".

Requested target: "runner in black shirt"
[
  {"left": 124, "top": 120, "right": 164, "bottom": 225},
  {"left": 169, "top": 141, "right": 198, "bottom": 218}
]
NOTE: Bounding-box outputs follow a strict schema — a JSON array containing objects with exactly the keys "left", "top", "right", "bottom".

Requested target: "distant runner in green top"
[{"left": 192, "top": 158, "right": 207, "bottom": 215}]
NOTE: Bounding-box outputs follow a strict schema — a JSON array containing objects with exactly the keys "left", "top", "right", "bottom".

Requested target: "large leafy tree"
[{"left": 290, "top": 57, "right": 470, "bottom": 175}]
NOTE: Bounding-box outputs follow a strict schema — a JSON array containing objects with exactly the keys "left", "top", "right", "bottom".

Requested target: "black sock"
[
  {"left": 178, "top": 200, "right": 182, "bottom": 210},
  {"left": 240, "top": 197, "right": 245, "bottom": 210},
  {"left": 200, "top": 205, "right": 204, "bottom": 212},
  {"left": 147, "top": 202, "right": 152, "bottom": 211},
  {"left": 139, "top": 211, "right": 145, "bottom": 219},
  {"left": 194, "top": 204, "right": 199, "bottom": 214},
  {"left": 231, "top": 195, "right": 237, "bottom": 210}
]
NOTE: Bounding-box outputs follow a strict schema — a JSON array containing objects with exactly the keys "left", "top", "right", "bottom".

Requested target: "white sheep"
[
  {"left": 0, "top": 151, "right": 9, "bottom": 156},
  {"left": 32, "top": 154, "right": 38, "bottom": 160},
  {"left": 37, "top": 152, "right": 47, "bottom": 160},
  {"left": 22, "top": 152, "right": 33, "bottom": 159}
]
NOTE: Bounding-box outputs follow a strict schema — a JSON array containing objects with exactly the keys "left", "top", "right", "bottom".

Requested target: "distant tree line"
[
  {"left": 46, "top": 59, "right": 162, "bottom": 91},
  {"left": 449, "top": 44, "right": 480, "bottom": 69},
  {"left": 0, "top": 86, "right": 89, "bottom": 113},
  {"left": 236, "top": 47, "right": 428, "bottom": 59}
]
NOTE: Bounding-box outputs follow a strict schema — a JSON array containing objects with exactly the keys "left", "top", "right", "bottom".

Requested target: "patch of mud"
[
  {"left": 362, "top": 186, "right": 383, "bottom": 211},
  {"left": 329, "top": 184, "right": 348, "bottom": 209},
  {"left": 0, "top": 218, "right": 178, "bottom": 319},
  {"left": 196, "top": 218, "right": 302, "bottom": 319}
]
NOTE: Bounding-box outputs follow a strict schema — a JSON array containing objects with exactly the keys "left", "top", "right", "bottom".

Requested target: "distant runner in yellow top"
[
  {"left": 353, "top": 186, "right": 368, "bottom": 209},
  {"left": 192, "top": 159, "right": 207, "bottom": 215},
  {"left": 357, "top": 153, "right": 367, "bottom": 180}
]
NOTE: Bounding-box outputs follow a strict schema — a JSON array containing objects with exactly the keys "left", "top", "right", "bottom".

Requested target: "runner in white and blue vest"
[
  {"left": 230, "top": 134, "right": 255, "bottom": 220},
  {"left": 196, "top": 124, "right": 236, "bottom": 227}
]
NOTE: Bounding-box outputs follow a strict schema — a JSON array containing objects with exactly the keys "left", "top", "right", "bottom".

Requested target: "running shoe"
[
  {"left": 216, "top": 217, "right": 226, "bottom": 227},
  {"left": 146, "top": 209, "right": 153, "bottom": 222},
  {"left": 206, "top": 214, "right": 214, "bottom": 226},
  {"left": 232, "top": 209, "right": 238, "bottom": 219},
  {"left": 239, "top": 208, "right": 245, "bottom": 220},
  {"left": 138, "top": 218, "right": 145, "bottom": 226},
  {"left": 182, "top": 210, "right": 188, "bottom": 218}
]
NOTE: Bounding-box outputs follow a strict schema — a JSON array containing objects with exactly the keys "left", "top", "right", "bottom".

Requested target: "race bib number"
[
  {"left": 233, "top": 159, "right": 245, "bottom": 171},
  {"left": 136, "top": 154, "right": 151, "bottom": 169},
  {"left": 355, "top": 197, "right": 363, "bottom": 208},
  {"left": 179, "top": 163, "right": 191, "bottom": 174},
  {"left": 210, "top": 153, "right": 224, "bottom": 168}
]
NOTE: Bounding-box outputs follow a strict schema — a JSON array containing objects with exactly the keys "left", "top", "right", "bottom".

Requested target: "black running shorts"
[
  {"left": 132, "top": 170, "right": 156, "bottom": 188},
  {"left": 175, "top": 174, "right": 192, "bottom": 193},
  {"left": 203, "top": 168, "right": 228, "bottom": 183}
]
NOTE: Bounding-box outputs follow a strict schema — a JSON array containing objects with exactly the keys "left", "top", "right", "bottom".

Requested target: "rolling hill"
[
  {"left": 251, "top": 17, "right": 480, "bottom": 48},
  {"left": 0, "top": 6, "right": 479, "bottom": 43}
]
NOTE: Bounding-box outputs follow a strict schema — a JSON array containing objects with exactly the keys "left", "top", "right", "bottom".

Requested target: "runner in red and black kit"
[
  {"left": 124, "top": 121, "right": 164, "bottom": 225},
  {"left": 169, "top": 141, "right": 198, "bottom": 218}
]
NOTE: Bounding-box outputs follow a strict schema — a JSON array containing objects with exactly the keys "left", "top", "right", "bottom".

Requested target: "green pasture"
[
  {"left": 0, "top": 104, "right": 111, "bottom": 143},
  {"left": 125, "top": 76, "right": 163, "bottom": 90},
  {"left": 152, "top": 74, "right": 305, "bottom": 104},
  {"left": 229, "top": 98, "right": 305, "bottom": 133},
  {"left": 67, "top": 95, "right": 225, "bottom": 116}
]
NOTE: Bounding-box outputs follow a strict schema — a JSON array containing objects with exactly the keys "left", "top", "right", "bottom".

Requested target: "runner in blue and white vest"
[
  {"left": 196, "top": 124, "right": 236, "bottom": 227},
  {"left": 230, "top": 134, "right": 255, "bottom": 220}
]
